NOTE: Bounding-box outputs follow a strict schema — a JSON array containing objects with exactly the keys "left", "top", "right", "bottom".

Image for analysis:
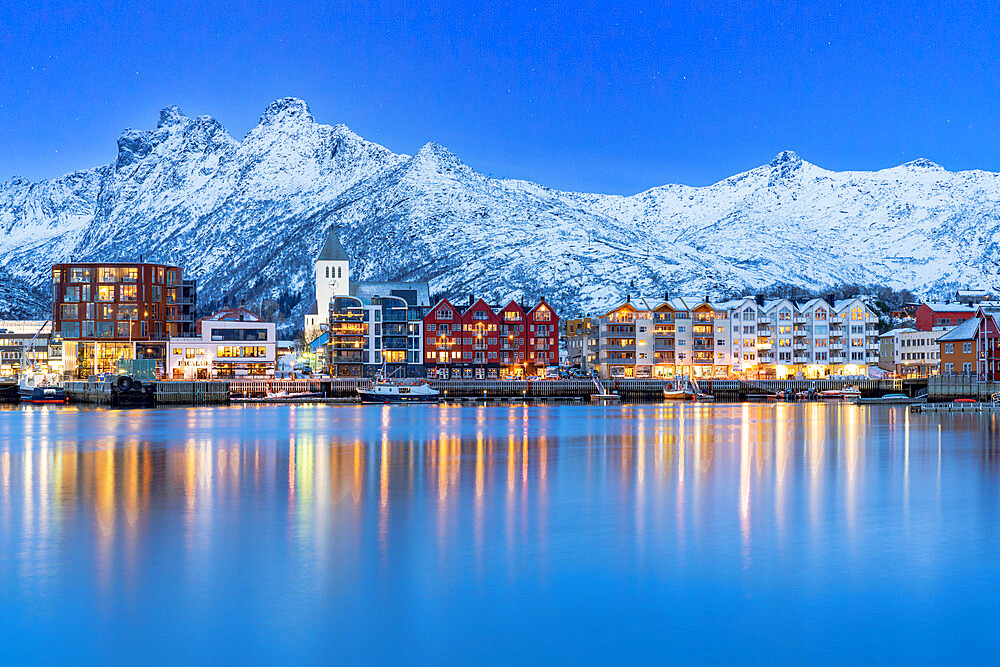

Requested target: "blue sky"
[{"left": 2, "top": 1, "right": 997, "bottom": 193}]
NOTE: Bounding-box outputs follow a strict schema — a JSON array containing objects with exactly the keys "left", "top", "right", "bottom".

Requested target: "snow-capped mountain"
[{"left": 2, "top": 97, "right": 998, "bottom": 326}]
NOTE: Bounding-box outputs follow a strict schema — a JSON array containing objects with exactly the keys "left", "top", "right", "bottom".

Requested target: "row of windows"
[{"left": 56, "top": 266, "right": 178, "bottom": 285}]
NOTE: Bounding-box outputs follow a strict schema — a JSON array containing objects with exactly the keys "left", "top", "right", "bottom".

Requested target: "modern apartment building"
[
  {"left": 595, "top": 295, "right": 880, "bottom": 379},
  {"left": 327, "top": 288, "right": 430, "bottom": 378},
  {"left": 304, "top": 228, "right": 432, "bottom": 378},
  {"left": 51, "top": 262, "right": 196, "bottom": 377}
]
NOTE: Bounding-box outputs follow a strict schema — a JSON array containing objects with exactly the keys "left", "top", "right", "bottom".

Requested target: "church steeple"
[
  {"left": 304, "top": 224, "right": 351, "bottom": 333},
  {"left": 317, "top": 225, "right": 349, "bottom": 262}
]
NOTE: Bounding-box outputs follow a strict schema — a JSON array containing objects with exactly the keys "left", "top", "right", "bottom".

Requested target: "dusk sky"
[{"left": 3, "top": 0, "right": 998, "bottom": 193}]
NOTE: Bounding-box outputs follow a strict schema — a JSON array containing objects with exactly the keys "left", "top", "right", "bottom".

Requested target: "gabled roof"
[
  {"left": 919, "top": 302, "right": 976, "bottom": 313},
  {"left": 938, "top": 317, "right": 982, "bottom": 342},
  {"left": 202, "top": 306, "right": 262, "bottom": 322},
  {"left": 317, "top": 226, "right": 349, "bottom": 262}
]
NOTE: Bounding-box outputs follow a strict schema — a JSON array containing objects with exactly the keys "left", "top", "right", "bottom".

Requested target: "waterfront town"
[{"left": 2, "top": 226, "right": 999, "bottom": 384}]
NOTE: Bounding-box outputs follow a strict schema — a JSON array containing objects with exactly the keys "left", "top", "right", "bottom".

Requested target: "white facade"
[
  {"left": 168, "top": 319, "right": 276, "bottom": 379},
  {"left": 888, "top": 328, "right": 944, "bottom": 375},
  {"left": 313, "top": 258, "right": 350, "bottom": 328},
  {"left": 595, "top": 295, "right": 880, "bottom": 379}
]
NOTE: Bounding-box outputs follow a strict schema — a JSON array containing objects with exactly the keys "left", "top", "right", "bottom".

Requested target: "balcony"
[
  {"left": 653, "top": 342, "right": 675, "bottom": 351},
  {"left": 692, "top": 343, "right": 713, "bottom": 351},
  {"left": 604, "top": 344, "right": 636, "bottom": 352},
  {"left": 794, "top": 356, "right": 810, "bottom": 364}
]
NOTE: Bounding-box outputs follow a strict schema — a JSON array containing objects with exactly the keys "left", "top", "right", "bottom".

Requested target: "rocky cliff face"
[{"left": 2, "top": 98, "right": 998, "bottom": 325}]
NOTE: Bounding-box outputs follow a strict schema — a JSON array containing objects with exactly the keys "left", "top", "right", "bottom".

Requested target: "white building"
[
  {"left": 303, "top": 226, "right": 351, "bottom": 339},
  {"left": 594, "top": 295, "right": 880, "bottom": 379},
  {"left": 168, "top": 307, "right": 276, "bottom": 379},
  {"left": 880, "top": 327, "right": 944, "bottom": 377}
]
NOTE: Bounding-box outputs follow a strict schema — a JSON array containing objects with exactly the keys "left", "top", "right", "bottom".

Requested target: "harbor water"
[{"left": 1, "top": 402, "right": 998, "bottom": 663}]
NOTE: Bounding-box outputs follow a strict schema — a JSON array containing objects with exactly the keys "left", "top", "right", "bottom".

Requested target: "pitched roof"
[
  {"left": 938, "top": 317, "right": 982, "bottom": 342},
  {"left": 920, "top": 302, "right": 976, "bottom": 313},
  {"left": 317, "top": 226, "right": 349, "bottom": 262}
]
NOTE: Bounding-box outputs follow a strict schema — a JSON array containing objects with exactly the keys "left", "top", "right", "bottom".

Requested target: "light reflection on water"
[{"left": 1, "top": 402, "right": 1000, "bottom": 662}]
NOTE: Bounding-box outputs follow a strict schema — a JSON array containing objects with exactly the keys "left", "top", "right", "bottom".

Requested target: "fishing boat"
[
  {"left": 19, "top": 371, "right": 67, "bottom": 404},
  {"left": 17, "top": 322, "right": 66, "bottom": 404},
  {"left": 358, "top": 364, "right": 440, "bottom": 404}
]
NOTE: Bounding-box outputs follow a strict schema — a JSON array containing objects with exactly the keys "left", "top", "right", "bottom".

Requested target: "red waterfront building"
[
  {"left": 424, "top": 297, "right": 560, "bottom": 379},
  {"left": 915, "top": 302, "right": 976, "bottom": 331},
  {"left": 51, "top": 261, "right": 197, "bottom": 377}
]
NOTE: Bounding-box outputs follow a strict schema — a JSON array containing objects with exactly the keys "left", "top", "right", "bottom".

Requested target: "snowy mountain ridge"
[{"left": 1, "top": 97, "right": 998, "bottom": 326}]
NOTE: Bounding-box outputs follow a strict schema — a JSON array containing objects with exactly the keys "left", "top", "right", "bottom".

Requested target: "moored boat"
[
  {"left": 663, "top": 376, "right": 714, "bottom": 401},
  {"left": 358, "top": 365, "right": 440, "bottom": 404},
  {"left": 19, "top": 373, "right": 67, "bottom": 404}
]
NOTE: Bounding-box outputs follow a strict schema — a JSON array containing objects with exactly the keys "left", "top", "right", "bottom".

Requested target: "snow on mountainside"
[{"left": 1, "top": 98, "right": 998, "bottom": 330}]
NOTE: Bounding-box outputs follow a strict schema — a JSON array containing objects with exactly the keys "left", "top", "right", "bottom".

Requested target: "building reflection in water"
[{"left": 0, "top": 401, "right": 997, "bottom": 611}]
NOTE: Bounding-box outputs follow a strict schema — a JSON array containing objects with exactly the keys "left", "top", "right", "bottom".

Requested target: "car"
[{"left": 953, "top": 398, "right": 977, "bottom": 403}]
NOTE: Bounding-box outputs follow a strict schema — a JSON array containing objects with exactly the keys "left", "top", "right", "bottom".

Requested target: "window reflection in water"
[{"left": 1, "top": 402, "right": 999, "bottom": 615}]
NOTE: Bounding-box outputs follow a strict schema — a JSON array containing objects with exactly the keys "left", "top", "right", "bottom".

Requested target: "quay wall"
[
  {"left": 154, "top": 381, "right": 229, "bottom": 405},
  {"left": 230, "top": 377, "right": 921, "bottom": 400},
  {"left": 927, "top": 376, "right": 1000, "bottom": 401},
  {"left": 64, "top": 380, "right": 115, "bottom": 405}
]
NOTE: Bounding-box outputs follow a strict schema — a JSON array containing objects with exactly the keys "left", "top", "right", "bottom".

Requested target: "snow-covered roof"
[
  {"left": 920, "top": 302, "right": 976, "bottom": 313},
  {"left": 879, "top": 327, "right": 915, "bottom": 338},
  {"left": 938, "top": 317, "right": 981, "bottom": 342}
]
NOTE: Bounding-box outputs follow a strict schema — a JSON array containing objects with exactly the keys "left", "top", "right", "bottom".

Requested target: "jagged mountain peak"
[
  {"left": 2, "top": 98, "right": 1000, "bottom": 329},
  {"left": 258, "top": 97, "right": 314, "bottom": 125},
  {"left": 158, "top": 105, "right": 187, "bottom": 128},
  {"left": 769, "top": 149, "right": 801, "bottom": 167}
]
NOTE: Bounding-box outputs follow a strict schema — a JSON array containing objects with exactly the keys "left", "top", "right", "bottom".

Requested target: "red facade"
[
  {"left": 461, "top": 298, "right": 501, "bottom": 367},
  {"left": 424, "top": 297, "right": 560, "bottom": 378},
  {"left": 526, "top": 299, "right": 559, "bottom": 369},
  {"left": 915, "top": 304, "right": 974, "bottom": 332},
  {"left": 52, "top": 262, "right": 183, "bottom": 341},
  {"left": 424, "top": 299, "right": 462, "bottom": 369}
]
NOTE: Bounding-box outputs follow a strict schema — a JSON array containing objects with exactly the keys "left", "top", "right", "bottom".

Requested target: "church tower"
[{"left": 305, "top": 226, "right": 350, "bottom": 334}]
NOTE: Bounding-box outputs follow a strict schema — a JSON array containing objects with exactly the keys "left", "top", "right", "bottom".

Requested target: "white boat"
[
  {"left": 358, "top": 365, "right": 440, "bottom": 404},
  {"left": 358, "top": 379, "right": 440, "bottom": 403},
  {"left": 663, "top": 376, "right": 714, "bottom": 401},
  {"left": 820, "top": 385, "right": 862, "bottom": 400}
]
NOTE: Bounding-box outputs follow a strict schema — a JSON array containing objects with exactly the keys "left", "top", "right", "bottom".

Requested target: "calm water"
[{"left": 1, "top": 402, "right": 999, "bottom": 663}]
